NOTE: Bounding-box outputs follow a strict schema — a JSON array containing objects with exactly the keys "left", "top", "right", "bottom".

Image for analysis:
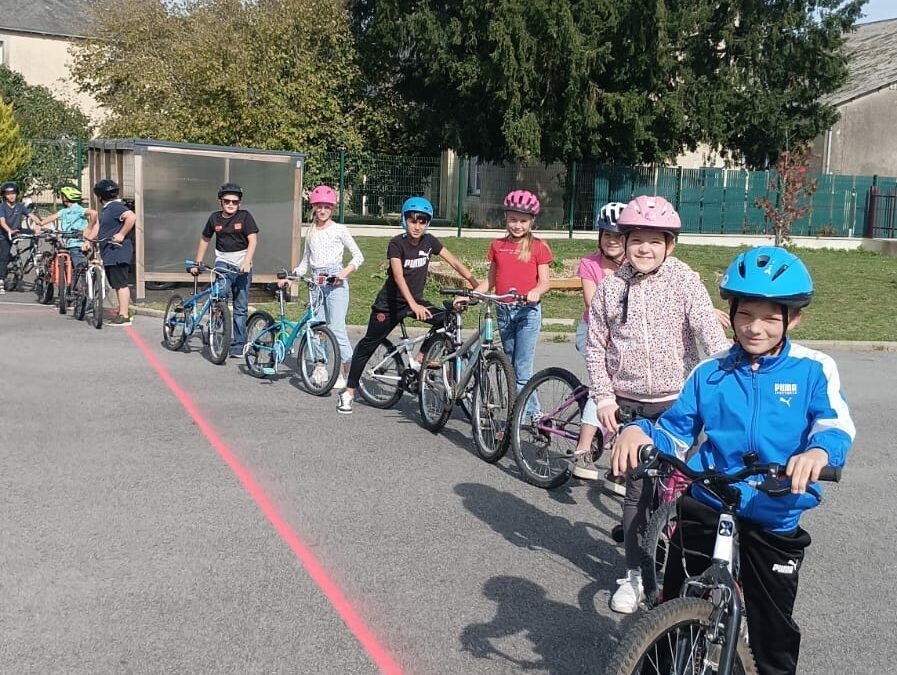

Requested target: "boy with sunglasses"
[
  {"left": 190, "top": 183, "right": 259, "bottom": 357},
  {"left": 337, "top": 196, "right": 477, "bottom": 414}
]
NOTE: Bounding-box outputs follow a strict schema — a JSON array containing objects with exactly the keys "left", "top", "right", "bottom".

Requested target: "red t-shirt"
[{"left": 487, "top": 237, "right": 553, "bottom": 296}]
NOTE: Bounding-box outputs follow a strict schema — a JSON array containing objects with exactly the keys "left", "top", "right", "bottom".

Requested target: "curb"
[{"left": 132, "top": 305, "right": 897, "bottom": 352}]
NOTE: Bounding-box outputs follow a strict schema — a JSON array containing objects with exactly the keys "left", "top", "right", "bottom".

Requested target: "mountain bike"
[
  {"left": 71, "top": 237, "right": 120, "bottom": 329},
  {"left": 605, "top": 445, "right": 841, "bottom": 675},
  {"left": 354, "top": 309, "right": 451, "bottom": 410},
  {"left": 161, "top": 260, "right": 234, "bottom": 364},
  {"left": 243, "top": 271, "right": 341, "bottom": 396},
  {"left": 50, "top": 229, "right": 81, "bottom": 315},
  {"left": 418, "top": 289, "right": 523, "bottom": 462},
  {"left": 4, "top": 232, "right": 47, "bottom": 292}
]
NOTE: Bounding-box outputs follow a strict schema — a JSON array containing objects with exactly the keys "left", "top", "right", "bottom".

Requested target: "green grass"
[{"left": 146, "top": 237, "right": 897, "bottom": 341}]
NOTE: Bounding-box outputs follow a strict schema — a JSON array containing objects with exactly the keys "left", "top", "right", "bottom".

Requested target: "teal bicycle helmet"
[{"left": 401, "top": 196, "right": 433, "bottom": 234}]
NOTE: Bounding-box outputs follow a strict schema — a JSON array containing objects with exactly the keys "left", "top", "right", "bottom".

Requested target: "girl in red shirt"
[{"left": 473, "top": 190, "right": 552, "bottom": 406}]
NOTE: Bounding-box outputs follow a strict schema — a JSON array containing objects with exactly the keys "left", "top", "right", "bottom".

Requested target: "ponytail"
[{"left": 513, "top": 231, "right": 534, "bottom": 263}]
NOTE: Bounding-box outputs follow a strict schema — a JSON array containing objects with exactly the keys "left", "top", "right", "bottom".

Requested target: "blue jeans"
[
  {"left": 217, "top": 265, "right": 251, "bottom": 355},
  {"left": 311, "top": 266, "right": 353, "bottom": 363},
  {"left": 497, "top": 303, "right": 541, "bottom": 413}
]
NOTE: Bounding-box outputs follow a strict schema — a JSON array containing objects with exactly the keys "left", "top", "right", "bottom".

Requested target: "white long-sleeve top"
[{"left": 295, "top": 222, "right": 364, "bottom": 275}]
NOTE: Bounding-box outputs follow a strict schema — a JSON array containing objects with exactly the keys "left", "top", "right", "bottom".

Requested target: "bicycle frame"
[
  {"left": 363, "top": 319, "right": 446, "bottom": 384},
  {"left": 180, "top": 267, "right": 230, "bottom": 336},
  {"left": 83, "top": 244, "right": 107, "bottom": 302},
  {"left": 263, "top": 279, "right": 327, "bottom": 361}
]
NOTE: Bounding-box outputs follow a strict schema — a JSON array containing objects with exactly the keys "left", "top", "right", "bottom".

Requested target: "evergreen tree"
[{"left": 0, "top": 99, "right": 32, "bottom": 182}]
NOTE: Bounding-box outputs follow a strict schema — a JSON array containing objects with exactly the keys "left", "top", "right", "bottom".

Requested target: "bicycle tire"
[
  {"left": 162, "top": 294, "right": 188, "bottom": 350},
  {"left": 5, "top": 265, "right": 21, "bottom": 292},
  {"left": 510, "top": 367, "right": 591, "bottom": 489},
  {"left": 418, "top": 334, "right": 454, "bottom": 432},
  {"left": 72, "top": 265, "right": 87, "bottom": 320},
  {"left": 244, "top": 311, "right": 276, "bottom": 377},
  {"left": 605, "top": 597, "right": 758, "bottom": 675},
  {"left": 90, "top": 268, "right": 103, "bottom": 329},
  {"left": 357, "top": 338, "right": 405, "bottom": 409},
  {"left": 57, "top": 260, "right": 68, "bottom": 315},
  {"left": 206, "top": 299, "right": 232, "bottom": 364},
  {"left": 471, "top": 349, "right": 516, "bottom": 463},
  {"left": 641, "top": 499, "right": 679, "bottom": 608},
  {"left": 297, "top": 325, "right": 341, "bottom": 395}
]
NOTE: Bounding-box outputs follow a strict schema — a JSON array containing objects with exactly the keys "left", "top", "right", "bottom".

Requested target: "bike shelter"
[{"left": 87, "top": 139, "right": 305, "bottom": 301}]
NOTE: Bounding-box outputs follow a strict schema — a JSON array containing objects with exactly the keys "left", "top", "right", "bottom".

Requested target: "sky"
[{"left": 858, "top": 0, "right": 897, "bottom": 23}]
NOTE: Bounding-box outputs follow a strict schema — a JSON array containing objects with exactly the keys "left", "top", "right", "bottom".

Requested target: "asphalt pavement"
[{"left": 1, "top": 294, "right": 894, "bottom": 674}]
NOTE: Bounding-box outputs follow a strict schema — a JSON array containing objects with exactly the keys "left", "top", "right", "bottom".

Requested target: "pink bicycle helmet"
[
  {"left": 503, "top": 189, "right": 541, "bottom": 216},
  {"left": 309, "top": 185, "right": 338, "bottom": 206},
  {"left": 617, "top": 195, "right": 681, "bottom": 234}
]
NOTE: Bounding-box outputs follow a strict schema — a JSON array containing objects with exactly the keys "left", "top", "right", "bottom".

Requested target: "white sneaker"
[
  {"left": 0, "top": 280, "right": 5, "bottom": 295},
  {"left": 336, "top": 391, "right": 353, "bottom": 414},
  {"left": 334, "top": 373, "right": 347, "bottom": 389},
  {"left": 571, "top": 449, "right": 600, "bottom": 480},
  {"left": 611, "top": 570, "right": 645, "bottom": 614}
]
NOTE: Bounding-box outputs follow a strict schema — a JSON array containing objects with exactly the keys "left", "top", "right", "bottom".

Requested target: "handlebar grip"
[
  {"left": 440, "top": 288, "right": 467, "bottom": 296},
  {"left": 818, "top": 466, "right": 842, "bottom": 482},
  {"left": 276, "top": 271, "right": 288, "bottom": 280},
  {"left": 638, "top": 444, "right": 657, "bottom": 462}
]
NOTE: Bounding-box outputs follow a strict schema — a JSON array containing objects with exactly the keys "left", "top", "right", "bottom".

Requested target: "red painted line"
[{"left": 124, "top": 326, "right": 405, "bottom": 675}]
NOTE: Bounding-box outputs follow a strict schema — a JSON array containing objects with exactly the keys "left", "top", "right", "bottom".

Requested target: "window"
[
  {"left": 0, "top": 40, "right": 6, "bottom": 66},
  {"left": 467, "top": 156, "right": 482, "bottom": 196}
]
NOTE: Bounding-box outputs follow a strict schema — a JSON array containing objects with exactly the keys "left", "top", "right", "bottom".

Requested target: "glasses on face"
[
  {"left": 406, "top": 214, "right": 431, "bottom": 225},
  {"left": 221, "top": 198, "right": 240, "bottom": 205}
]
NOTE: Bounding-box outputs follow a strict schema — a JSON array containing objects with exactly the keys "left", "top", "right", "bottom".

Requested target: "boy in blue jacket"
[{"left": 612, "top": 246, "right": 855, "bottom": 675}]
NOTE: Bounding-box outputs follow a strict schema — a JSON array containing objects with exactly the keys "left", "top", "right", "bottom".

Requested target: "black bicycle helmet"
[
  {"left": 217, "top": 182, "right": 243, "bottom": 199},
  {"left": 93, "top": 179, "right": 120, "bottom": 200},
  {"left": 2, "top": 181, "right": 19, "bottom": 194}
]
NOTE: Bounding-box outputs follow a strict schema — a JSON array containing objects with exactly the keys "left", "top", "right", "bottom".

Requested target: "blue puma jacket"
[{"left": 630, "top": 339, "right": 855, "bottom": 532}]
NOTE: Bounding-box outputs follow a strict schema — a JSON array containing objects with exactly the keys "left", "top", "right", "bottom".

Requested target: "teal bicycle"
[
  {"left": 161, "top": 260, "right": 234, "bottom": 365},
  {"left": 243, "top": 271, "right": 341, "bottom": 396}
]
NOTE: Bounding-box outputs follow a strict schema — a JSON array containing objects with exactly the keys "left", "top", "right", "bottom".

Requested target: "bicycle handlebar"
[
  {"left": 633, "top": 444, "right": 841, "bottom": 503},
  {"left": 439, "top": 288, "right": 528, "bottom": 305},
  {"left": 184, "top": 259, "right": 241, "bottom": 275}
]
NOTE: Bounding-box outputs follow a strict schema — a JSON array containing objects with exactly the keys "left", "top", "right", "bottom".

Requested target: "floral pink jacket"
[{"left": 585, "top": 257, "right": 729, "bottom": 408}]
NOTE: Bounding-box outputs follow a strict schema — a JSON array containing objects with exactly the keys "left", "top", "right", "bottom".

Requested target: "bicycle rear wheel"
[
  {"left": 5, "top": 261, "right": 22, "bottom": 291},
  {"left": 510, "top": 367, "right": 594, "bottom": 489},
  {"left": 357, "top": 339, "right": 405, "bottom": 409},
  {"left": 297, "top": 325, "right": 341, "bottom": 395},
  {"left": 90, "top": 269, "right": 103, "bottom": 329},
  {"left": 471, "top": 349, "right": 516, "bottom": 463},
  {"left": 641, "top": 500, "right": 679, "bottom": 608},
  {"left": 418, "top": 334, "right": 454, "bottom": 432},
  {"left": 206, "top": 300, "right": 232, "bottom": 364},
  {"left": 605, "top": 597, "right": 758, "bottom": 675},
  {"left": 162, "top": 294, "right": 188, "bottom": 350},
  {"left": 57, "top": 260, "right": 69, "bottom": 314},
  {"left": 244, "top": 311, "right": 276, "bottom": 377}
]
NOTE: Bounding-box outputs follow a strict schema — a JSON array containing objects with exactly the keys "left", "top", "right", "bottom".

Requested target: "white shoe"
[
  {"left": 334, "top": 373, "right": 347, "bottom": 390},
  {"left": 0, "top": 281, "right": 5, "bottom": 295},
  {"left": 611, "top": 570, "right": 645, "bottom": 614},
  {"left": 571, "top": 449, "right": 600, "bottom": 480},
  {"left": 336, "top": 391, "right": 353, "bottom": 414}
]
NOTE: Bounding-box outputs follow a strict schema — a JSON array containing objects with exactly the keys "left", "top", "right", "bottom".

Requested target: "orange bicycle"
[{"left": 49, "top": 229, "right": 82, "bottom": 315}]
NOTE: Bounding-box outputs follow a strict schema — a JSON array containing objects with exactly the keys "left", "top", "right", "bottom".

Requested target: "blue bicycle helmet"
[
  {"left": 720, "top": 247, "right": 814, "bottom": 308},
  {"left": 401, "top": 196, "right": 434, "bottom": 233}
]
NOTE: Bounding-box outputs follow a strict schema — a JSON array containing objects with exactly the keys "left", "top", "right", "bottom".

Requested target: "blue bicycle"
[
  {"left": 243, "top": 271, "right": 341, "bottom": 396},
  {"left": 161, "top": 260, "right": 236, "bottom": 365}
]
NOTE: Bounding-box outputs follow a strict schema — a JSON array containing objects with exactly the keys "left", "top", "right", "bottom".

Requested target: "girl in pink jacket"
[{"left": 583, "top": 195, "right": 730, "bottom": 614}]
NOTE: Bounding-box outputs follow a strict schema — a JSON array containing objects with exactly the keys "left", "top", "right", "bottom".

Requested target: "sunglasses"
[
  {"left": 406, "top": 214, "right": 431, "bottom": 225},
  {"left": 221, "top": 198, "right": 240, "bottom": 205}
]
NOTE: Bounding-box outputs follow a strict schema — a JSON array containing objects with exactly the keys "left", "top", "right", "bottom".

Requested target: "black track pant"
[
  {"left": 662, "top": 495, "right": 811, "bottom": 675},
  {"left": 0, "top": 236, "right": 10, "bottom": 278},
  {"left": 346, "top": 303, "right": 441, "bottom": 390}
]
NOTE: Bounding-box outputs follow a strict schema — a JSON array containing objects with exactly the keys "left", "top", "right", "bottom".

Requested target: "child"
[
  {"left": 0, "top": 181, "right": 43, "bottom": 295},
  {"left": 40, "top": 186, "right": 97, "bottom": 277},
  {"left": 612, "top": 246, "right": 855, "bottom": 675},
  {"left": 570, "top": 202, "right": 626, "bottom": 477},
  {"left": 294, "top": 185, "right": 364, "bottom": 389},
  {"left": 190, "top": 183, "right": 258, "bottom": 357},
  {"left": 472, "top": 190, "right": 552, "bottom": 406},
  {"left": 583, "top": 195, "right": 730, "bottom": 613},
  {"left": 338, "top": 196, "right": 477, "bottom": 414},
  {"left": 82, "top": 179, "right": 136, "bottom": 325}
]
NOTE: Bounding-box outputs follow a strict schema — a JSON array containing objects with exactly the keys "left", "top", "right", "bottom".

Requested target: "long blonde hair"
[{"left": 508, "top": 231, "right": 534, "bottom": 263}]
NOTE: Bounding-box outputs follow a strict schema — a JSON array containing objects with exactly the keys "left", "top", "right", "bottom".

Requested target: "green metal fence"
[{"left": 304, "top": 151, "right": 443, "bottom": 224}]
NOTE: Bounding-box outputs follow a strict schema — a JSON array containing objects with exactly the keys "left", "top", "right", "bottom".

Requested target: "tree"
[
  {"left": 0, "top": 99, "right": 32, "bottom": 183},
  {"left": 71, "top": 0, "right": 375, "bottom": 155},
  {"left": 755, "top": 144, "right": 818, "bottom": 246},
  {"left": 0, "top": 65, "right": 92, "bottom": 139}
]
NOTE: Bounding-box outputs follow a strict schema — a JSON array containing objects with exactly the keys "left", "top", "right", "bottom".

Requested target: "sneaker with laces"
[
  {"left": 334, "top": 373, "right": 347, "bottom": 390},
  {"left": 106, "top": 314, "right": 132, "bottom": 326},
  {"left": 605, "top": 469, "right": 628, "bottom": 496},
  {"left": 0, "top": 280, "right": 5, "bottom": 295},
  {"left": 611, "top": 570, "right": 645, "bottom": 614},
  {"left": 336, "top": 391, "right": 353, "bottom": 414},
  {"left": 571, "top": 449, "right": 600, "bottom": 480}
]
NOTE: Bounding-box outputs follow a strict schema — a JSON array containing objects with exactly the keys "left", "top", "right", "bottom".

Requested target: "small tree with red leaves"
[{"left": 755, "top": 145, "right": 818, "bottom": 246}]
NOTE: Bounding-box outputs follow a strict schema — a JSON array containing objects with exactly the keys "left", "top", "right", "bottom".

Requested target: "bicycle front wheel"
[
  {"left": 72, "top": 268, "right": 87, "bottom": 321},
  {"left": 510, "top": 367, "right": 592, "bottom": 489},
  {"left": 605, "top": 597, "right": 758, "bottom": 675},
  {"left": 297, "top": 325, "right": 341, "bottom": 395},
  {"left": 418, "top": 335, "right": 454, "bottom": 432},
  {"left": 90, "top": 268, "right": 103, "bottom": 329},
  {"left": 5, "top": 263, "right": 21, "bottom": 292},
  {"left": 244, "top": 311, "right": 276, "bottom": 377},
  {"left": 57, "top": 262, "right": 69, "bottom": 315},
  {"left": 357, "top": 339, "right": 404, "bottom": 409},
  {"left": 162, "top": 294, "right": 188, "bottom": 350},
  {"left": 641, "top": 499, "right": 679, "bottom": 608},
  {"left": 471, "top": 350, "right": 516, "bottom": 463},
  {"left": 206, "top": 300, "right": 232, "bottom": 364}
]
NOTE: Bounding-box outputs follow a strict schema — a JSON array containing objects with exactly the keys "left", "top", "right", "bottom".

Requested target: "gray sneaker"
[
  {"left": 336, "top": 391, "right": 354, "bottom": 414},
  {"left": 571, "top": 450, "right": 600, "bottom": 480},
  {"left": 106, "top": 314, "right": 132, "bottom": 326}
]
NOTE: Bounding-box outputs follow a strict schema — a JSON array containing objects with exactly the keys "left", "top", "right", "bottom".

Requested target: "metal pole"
[
  {"left": 455, "top": 157, "right": 465, "bottom": 237},
  {"left": 568, "top": 160, "right": 577, "bottom": 238},
  {"left": 338, "top": 149, "right": 346, "bottom": 224}
]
